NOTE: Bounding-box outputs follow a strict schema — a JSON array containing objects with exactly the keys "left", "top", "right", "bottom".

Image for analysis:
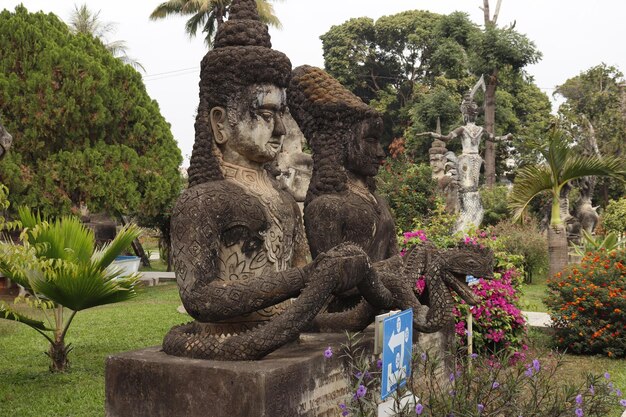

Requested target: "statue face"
[
  {"left": 345, "top": 117, "right": 385, "bottom": 177},
  {"left": 225, "top": 84, "right": 287, "bottom": 164}
]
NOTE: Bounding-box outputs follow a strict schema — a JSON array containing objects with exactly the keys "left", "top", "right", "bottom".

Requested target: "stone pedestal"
[{"left": 105, "top": 332, "right": 362, "bottom": 417}]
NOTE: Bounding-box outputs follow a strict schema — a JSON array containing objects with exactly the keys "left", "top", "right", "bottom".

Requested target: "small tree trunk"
[
  {"left": 548, "top": 224, "right": 569, "bottom": 279},
  {"left": 48, "top": 340, "right": 70, "bottom": 372}
]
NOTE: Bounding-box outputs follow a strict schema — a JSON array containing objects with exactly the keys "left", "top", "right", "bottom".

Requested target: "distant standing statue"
[
  {"left": 421, "top": 78, "right": 511, "bottom": 232},
  {"left": 0, "top": 118, "right": 12, "bottom": 160},
  {"left": 162, "top": 0, "right": 372, "bottom": 361}
]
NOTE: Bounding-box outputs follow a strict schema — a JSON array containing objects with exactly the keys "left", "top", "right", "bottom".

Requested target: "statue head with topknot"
[
  {"left": 187, "top": 0, "right": 292, "bottom": 186},
  {"left": 287, "top": 65, "right": 385, "bottom": 204}
]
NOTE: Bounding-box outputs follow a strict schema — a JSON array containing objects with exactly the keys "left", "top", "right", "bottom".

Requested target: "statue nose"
[{"left": 273, "top": 114, "right": 286, "bottom": 137}]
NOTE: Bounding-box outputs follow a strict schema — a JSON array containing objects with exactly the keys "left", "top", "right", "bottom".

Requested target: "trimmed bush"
[{"left": 546, "top": 248, "right": 626, "bottom": 358}]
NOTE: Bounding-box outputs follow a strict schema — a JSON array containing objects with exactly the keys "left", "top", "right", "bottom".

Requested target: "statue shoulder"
[{"left": 305, "top": 194, "right": 346, "bottom": 217}]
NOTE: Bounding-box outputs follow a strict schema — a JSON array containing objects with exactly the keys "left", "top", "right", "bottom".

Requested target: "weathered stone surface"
[{"left": 106, "top": 333, "right": 364, "bottom": 417}]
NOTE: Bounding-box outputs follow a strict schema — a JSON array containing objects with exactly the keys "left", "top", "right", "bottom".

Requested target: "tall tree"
[
  {"left": 67, "top": 4, "right": 145, "bottom": 72},
  {"left": 0, "top": 6, "right": 183, "bottom": 230},
  {"left": 473, "top": 0, "right": 541, "bottom": 187},
  {"left": 555, "top": 64, "right": 626, "bottom": 203},
  {"left": 509, "top": 128, "right": 625, "bottom": 278},
  {"left": 149, "top": 0, "right": 283, "bottom": 48}
]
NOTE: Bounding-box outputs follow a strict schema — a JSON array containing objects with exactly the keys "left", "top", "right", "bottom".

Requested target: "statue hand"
[{"left": 307, "top": 242, "right": 370, "bottom": 294}]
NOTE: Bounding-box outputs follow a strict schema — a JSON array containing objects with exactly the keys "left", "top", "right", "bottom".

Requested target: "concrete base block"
[{"left": 105, "top": 333, "right": 360, "bottom": 417}]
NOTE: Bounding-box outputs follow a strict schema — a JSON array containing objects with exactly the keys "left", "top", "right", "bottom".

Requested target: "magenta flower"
[{"left": 324, "top": 346, "right": 333, "bottom": 359}]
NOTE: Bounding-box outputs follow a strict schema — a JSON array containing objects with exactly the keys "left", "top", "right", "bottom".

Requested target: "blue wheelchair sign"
[{"left": 381, "top": 308, "right": 413, "bottom": 400}]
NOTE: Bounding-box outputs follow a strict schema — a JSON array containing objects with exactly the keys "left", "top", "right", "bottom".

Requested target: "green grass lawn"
[
  {"left": 1, "top": 284, "right": 625, "bottom": 417},
  {"left": 0, "top": 283, "right": 188, "bottom": 417},
  {"left": 519, "top": 274, "right": 549, "bottom": 312}
]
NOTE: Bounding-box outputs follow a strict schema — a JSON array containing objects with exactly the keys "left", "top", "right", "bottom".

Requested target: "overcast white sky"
[{"left": 3, "top": 1, "right": 626, "bottom": 166}]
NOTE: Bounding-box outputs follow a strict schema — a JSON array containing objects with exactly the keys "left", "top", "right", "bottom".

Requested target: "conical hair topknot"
[
  {"left": 288, "top": 65, "right": 379, "bottom": 138},
  {"left": 214, "top": 0, "right": 271, "bottom": 48}
]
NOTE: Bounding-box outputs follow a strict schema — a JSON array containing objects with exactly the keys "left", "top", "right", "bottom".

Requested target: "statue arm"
[
  {"left": 416, "top": 127, "right": 461, "bottom": 143},
  {"left": 485, "top": 132, "right": 513, "bottom": 142}
]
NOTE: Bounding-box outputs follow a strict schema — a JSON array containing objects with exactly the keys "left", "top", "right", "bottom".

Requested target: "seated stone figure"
[
  {"left": 162, "top": 0, "right": 370, "bottom": 361},
  {"left": 0, "top": 119, "right": 12, "bottom": 160},
  {"left": 288, "top": 66, "right": 494, "bottom": 333}
]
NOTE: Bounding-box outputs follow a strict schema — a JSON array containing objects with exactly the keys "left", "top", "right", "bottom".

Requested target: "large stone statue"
[
  {"left": 162, "top": 0, "right": 370, "bottom": 361},
  {"left": 422, "top": 92, "right": 510, "bottom": 232},
  {"left": 0, "top": 119, "right": 12, "bottom": 160},
  {"left": 288, "top": 65, "right": 494, "bottom": 333}
]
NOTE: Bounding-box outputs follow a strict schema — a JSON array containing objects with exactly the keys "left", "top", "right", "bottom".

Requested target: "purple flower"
[
  {"left": 421, "top": 352, "right": 427, "bottom": 361},
  {"left": 324, "top": 346, "right": 333, "bottom": 359},
  {"left": 532, "top": 359, "right": 540, "bottom": 372},
  {"left": 477, "top": 404, "right": 484, "bottom": 413},
  {"left": 449, "top": 373, "right": 455, "bottom": 382},
  {"left": 376, "top": 359, "right": 383, "bottom": 369},
  {"left": 354, "top": 371, "right": 363, "bottom": 379},
  {"left": 620, "top": 399, "right": 626, "bottom": 407},
  {"left": 364, "top": 371, "right": 371, "bottom": 380},
  {"left": 589, "top": 385, "right": 595, "bottom": 395},
  {"left": 575, "top": 408, "right": 583, "bottom": 417},
  {"left": 575, "top": 394, "right": 582, "bottom": 404},
  {"left": 470, "top": 353, "right": 478, "bottom": 359},
  {"left": 449, "top": 390, "right": 456, "bottom": 397},
  {"left": 339, "top": 403, "right": 347, "bottom": 410},
  {"left": 604, "top": 372, "right": 611, "bottom": 380},
  {"left": 415, "top": 403, "right": 424, "bottom": 415},
  {"left": 492, "top": 381, "right": 500, "bottom": 389},
  {"left": 355, "top": 384, "right": 367, "bottom": 398},
  {"left": 616, "top": 389, "right": 622, "bottom": 397},
  {"left": 524, "top": 367, "right": 534, "bottom": 378},
  {"left": 341, "top": 412, "right": 349, "bottom": 417}
]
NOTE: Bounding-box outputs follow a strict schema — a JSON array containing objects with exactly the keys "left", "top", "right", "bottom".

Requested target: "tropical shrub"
[
  {"left": 602, "top": 198, "right": 626, "bottom": 236},
  {"left": 377, "top": 159, "right": 437, "bottom": 232},
  {"left": 491, "top": 220, "right": 548, "bottom": 283},
  {"left": 545, "top": 248, "right": 626, "bottom": 358},
  {"left": 0, "top": 207, "right": 141, "bottom": 372}
]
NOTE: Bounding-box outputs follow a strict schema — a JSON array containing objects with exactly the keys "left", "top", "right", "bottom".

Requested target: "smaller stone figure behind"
[
  {"left": 288, "top": 66, "right": 494, "bottom": 333},
  {"left": 0, "top": 119, "right": 12, "bottom": 160}
]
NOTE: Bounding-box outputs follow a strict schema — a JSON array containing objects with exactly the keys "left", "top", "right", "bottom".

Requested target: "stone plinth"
[{"left": 105, "top": 332, "right": 364, "bottom": 417}]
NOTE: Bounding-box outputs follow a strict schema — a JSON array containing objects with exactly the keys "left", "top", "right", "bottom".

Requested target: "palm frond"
[
  {"left": 150, "top": 0, "right": 192, "bottom": 19},
  {"left": 558, "top": 154, "right": 626, "bottom": 188},
  {"left": 256, "top": 0, "right": 282, "bottom": 29},
  {"left": 30, "top": 262, "right": 138, "bottom": 311},
  {"left": 185, "top": 12, "right": 209, "bottom": 38},
  {"left": 92, "top": 224, "right": 142, "bottom": 270},
  {"left": 508, "top": 165, "right": 554, "bottom": 222},
  {"left": 0, "top": 303, "right": 52, "bottom": 331}
]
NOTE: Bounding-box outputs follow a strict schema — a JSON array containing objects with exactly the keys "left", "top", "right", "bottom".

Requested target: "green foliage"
[
  {"left": 0, "top": 6, "right": 182, "bottom": 229},
  {"left": 480, "top": 185, "right": 511, "bottom": 226},
  {"left": 0, "top": 207, "right": 141, "bottom": 371},
  {"left": 573, "top": 229, "right": 624, "bottom": 257},
  {"left": 491, "top": 221, "right": 549, "bottom": 283},
  {"left": 546, "top": 248, "right": 626, "bottom": 358},
  {"left": 602, "top": 198, "right": 626, "bottom": 236},
  {"left": 376, "top": 159, "right": 437, "bottom": 233}
]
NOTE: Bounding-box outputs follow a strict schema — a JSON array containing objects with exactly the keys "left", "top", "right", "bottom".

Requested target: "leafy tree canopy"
[
  {"left": 0, "top": 6, "right": 183, "bottom": 228},
  {"left": 320, "top": 9, "right": 550, "bottom": 174}
]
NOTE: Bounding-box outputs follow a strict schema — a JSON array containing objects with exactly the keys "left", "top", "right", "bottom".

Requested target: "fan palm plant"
[
  {"left": 149, "top": 0, "right": 283, "bottom": 48},
  {"left": 509, "top": 128, "right": 625, "bottom": 278},
  {"left": 0, "top": 207, "right": 141, "bottom": 372}
]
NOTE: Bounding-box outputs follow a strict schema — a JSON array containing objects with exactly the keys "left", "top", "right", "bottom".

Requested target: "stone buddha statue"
[{"left": 163, "top": 0, "right": 370, "bottom": 361}]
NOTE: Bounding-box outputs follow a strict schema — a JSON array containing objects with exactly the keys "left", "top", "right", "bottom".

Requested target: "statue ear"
[{"left": 210, "top": 106, "right": 229, "bottom": 145}]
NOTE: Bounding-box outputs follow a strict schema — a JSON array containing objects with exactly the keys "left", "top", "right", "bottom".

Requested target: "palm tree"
[
  {"left": 149, "top": 0, "right": 283, "bottom": 48},
  {"left": 68, "top": 4, "right": 145, "bottom": 72},
  {"left": 0, "top": 207, "right": 141, "bottom": 372},
  {"left": 509, "top": 128, "right": 625, "bottom": 278}
]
